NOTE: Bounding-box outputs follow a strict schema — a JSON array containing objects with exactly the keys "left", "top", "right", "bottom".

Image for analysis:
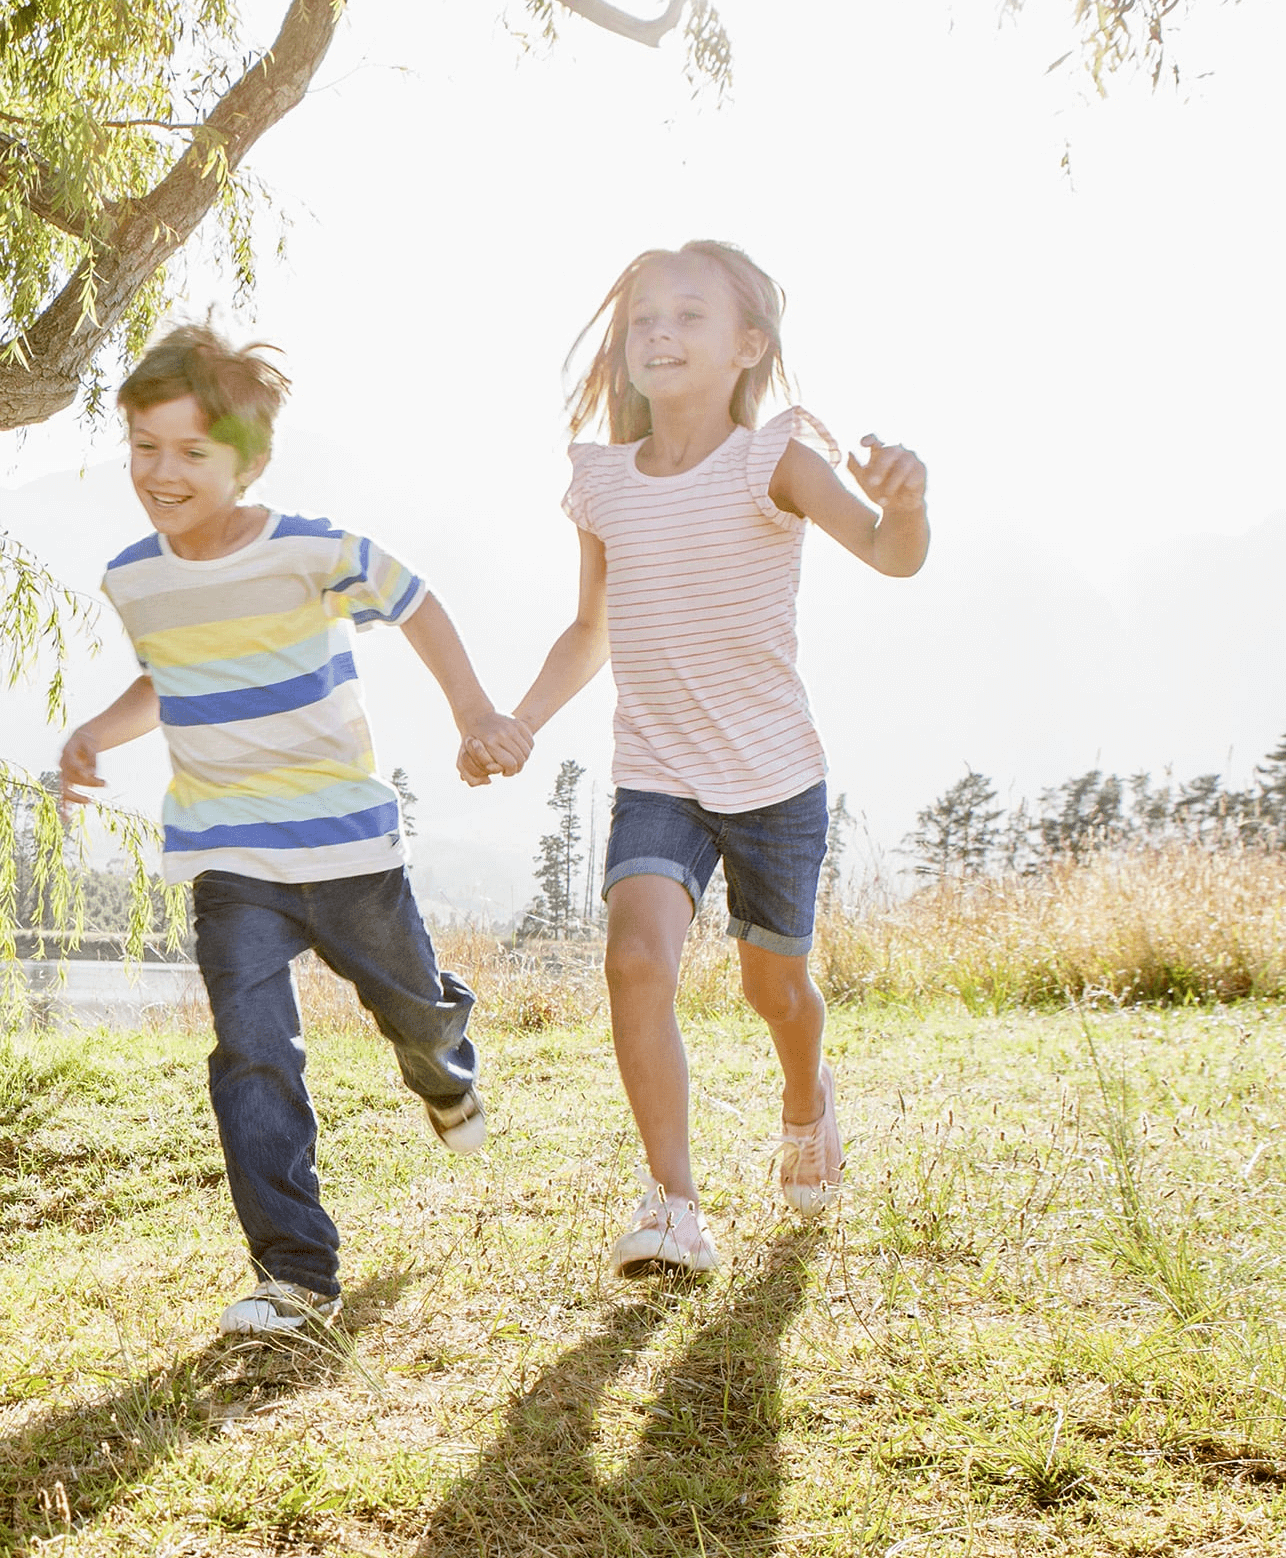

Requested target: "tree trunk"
[{"left": 0, "top": 0, "right": 344, "bottom": 430}]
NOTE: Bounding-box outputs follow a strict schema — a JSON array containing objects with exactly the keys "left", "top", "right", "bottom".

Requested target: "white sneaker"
[
  {"left": 424, "top": 1086, "right": 487, "bottom": 1153},
  {"left": 777, "top": 1062, "right": 844, "bottom": 1217},
  {"left": 608, "top": 1172, "right": 719, "bottom": 1279},
  {"left": 218, "top": 1280, "right": 343, "bottom": 1336}
]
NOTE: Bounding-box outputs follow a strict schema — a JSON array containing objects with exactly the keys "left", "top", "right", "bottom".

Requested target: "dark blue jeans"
[{"left": 192, "top": 867, "right": 477, "bottom": 1296}]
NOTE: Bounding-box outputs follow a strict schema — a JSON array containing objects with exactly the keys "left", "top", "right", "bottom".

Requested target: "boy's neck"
[
  {"left": 636, "top": 402, "right": 737, "bottom": 477},
  {"left": 167, "top": 503, "right": 269, "bottom": 561}
]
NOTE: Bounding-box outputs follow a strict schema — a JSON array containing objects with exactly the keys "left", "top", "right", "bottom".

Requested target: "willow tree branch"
[
  {"left": 0, "top": 132, "right": 100, "bottom": 239},
  {"left": 557, "top": 0, "right": 685, "bottom": 48}
]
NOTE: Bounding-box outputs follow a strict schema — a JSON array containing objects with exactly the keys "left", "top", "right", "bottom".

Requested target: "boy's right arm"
[
  {"left": 59, "top": 675, "right": 160, "bottom": 809},
  {"left": 458, "top": 530, "right": 610, "bottom": 785}
]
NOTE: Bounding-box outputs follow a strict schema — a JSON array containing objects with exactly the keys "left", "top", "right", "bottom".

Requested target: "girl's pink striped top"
[{"left": 564, "top": 406, "right": 840, "bottom": 813}]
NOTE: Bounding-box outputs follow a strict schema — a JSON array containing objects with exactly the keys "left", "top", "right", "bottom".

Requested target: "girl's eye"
[
  {"left": 632, "top": 315, "right": 652, "bottom": 327},
  {"left": 680, "top": 312, "right": 702, "bottom": 323}
]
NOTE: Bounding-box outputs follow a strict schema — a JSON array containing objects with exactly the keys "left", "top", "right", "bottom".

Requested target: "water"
[{"left": 17, "top": 960, "right": 202, "bottom": 1030}]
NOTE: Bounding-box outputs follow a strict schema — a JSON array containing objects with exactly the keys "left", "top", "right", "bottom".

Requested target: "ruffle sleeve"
[
  {"left": 746, "top": 406, "right": 841, "bottom": 528},
  {"left": 562, "top": 441, "right": 613, "bottom": 535}
]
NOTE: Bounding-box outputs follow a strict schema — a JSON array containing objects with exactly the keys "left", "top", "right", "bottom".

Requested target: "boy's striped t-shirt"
[
  {"left": 564, "top": 406, "right": 840, "bottom": 813},
  {"left": 101, "top": 511, "right": 427, "bottom": 886}
]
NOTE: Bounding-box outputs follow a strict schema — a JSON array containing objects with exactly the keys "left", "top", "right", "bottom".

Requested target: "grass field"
[{"left": 3, "top": 966, "right": 1286, "bottom": 1556}]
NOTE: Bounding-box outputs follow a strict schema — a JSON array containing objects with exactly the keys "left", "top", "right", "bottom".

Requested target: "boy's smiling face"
[{"left": 128, "top": 394, "right": 265, "bottom": 560}]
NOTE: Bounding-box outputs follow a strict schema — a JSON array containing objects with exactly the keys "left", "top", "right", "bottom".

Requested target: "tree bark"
[{"left": 0, "top": 0, "right": 344, "bottom": 430}]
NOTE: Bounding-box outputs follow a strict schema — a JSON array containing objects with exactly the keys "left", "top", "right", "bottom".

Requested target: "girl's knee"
[
  {"left": 741, "top": 963, "right": 819, "bottom": 1028},
  {"left": 604, "top": 930, "right": 680, "bottom": 998}
]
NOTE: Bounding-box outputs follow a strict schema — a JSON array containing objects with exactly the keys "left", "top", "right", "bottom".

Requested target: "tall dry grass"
[
  {"left": 812, "top": 841, "right": 1286, "bottom": 1011},
  {"left": 169, "top": 843, "right": 1286, "bottom": 1034},
  {"left": 170, "top": 928, "right": 610, "bottom": 1037}
]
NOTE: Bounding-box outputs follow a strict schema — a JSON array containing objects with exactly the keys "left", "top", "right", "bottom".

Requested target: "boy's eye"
[{"left": 186, "top": 448, "right": 207, "bottom": 460}]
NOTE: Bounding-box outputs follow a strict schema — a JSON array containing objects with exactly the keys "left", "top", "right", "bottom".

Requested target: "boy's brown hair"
[
  {"left": 566, "top": 239, "right": 790, "bottom": 444},
  {"left": 118, "top": 324, "right": 290, "bottom": 468}
]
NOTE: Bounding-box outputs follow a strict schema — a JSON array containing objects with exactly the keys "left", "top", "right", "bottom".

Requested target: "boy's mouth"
[{"left": 149, "top": 493, "right": 189, "bottom": 507}]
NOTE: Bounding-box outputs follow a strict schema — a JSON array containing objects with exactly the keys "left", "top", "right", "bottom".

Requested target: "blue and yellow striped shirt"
[{"left": 102, "top": 512, "right": 427, "bottom": 885}]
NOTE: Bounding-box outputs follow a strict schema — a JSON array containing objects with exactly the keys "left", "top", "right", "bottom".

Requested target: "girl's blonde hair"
[{"left": 566, "top": 240, "right": 790, "bottom": 444}]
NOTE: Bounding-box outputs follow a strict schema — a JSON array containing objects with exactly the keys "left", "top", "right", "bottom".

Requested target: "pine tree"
[
  {"left": 1172, "top": 773, "right": 1226, "bottom": 845},
  {"left": 903, "top": 769, "right": 1002, "bottom": 879},
  {"left": 390, "top": 767, "right": 419, "bottom": 839},
  {"left": 1254, "top": 733, "right": 1286, "bottom": 840},
  {"left": 525, "top": 761, "right": 585, "bottom": 939},
  {"left": 820, "top": 791, "right": 854, "bottom": 906},
  {"left": 1035, "top": 770, "right": 1123, "bottom": 860}
]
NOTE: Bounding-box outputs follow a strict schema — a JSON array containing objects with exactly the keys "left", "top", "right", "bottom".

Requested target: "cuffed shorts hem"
[
  {"left": 726, "top": 916, "right": 814, "bottom": 957},
  {"left": 602, "top": 855, "right": 701, "bottom": 912}
]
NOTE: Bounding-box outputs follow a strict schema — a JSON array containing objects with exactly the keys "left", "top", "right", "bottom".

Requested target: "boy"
[{"left": 59, "top": 325, "right": 531, "bottom": 1334}]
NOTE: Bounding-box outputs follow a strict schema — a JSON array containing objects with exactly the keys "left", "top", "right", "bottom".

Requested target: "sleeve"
[
  {"left": 746, "top": 406, "right": 842, "bottom": 530},
  {"left": 99, "top": 568, "right": 151, "bottom": 673},
  {"left": 321, "top": 531, "right": 428, "bottom": 632},
  {"left": 561, "top": 441, "right": 605, "bottom": 535}
]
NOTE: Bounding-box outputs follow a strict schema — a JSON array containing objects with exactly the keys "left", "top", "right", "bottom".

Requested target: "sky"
[{"left": 3, "top": 0, "right": 1285, "bottom": 915}]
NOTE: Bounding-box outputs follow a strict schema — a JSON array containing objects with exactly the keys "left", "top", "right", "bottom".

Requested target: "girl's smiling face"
[
  {"left": 624, "top": 254, "right": 765, "bottom": 413},
  {"left": 128, "top": 394, "right": 265, "bottom": 559}
]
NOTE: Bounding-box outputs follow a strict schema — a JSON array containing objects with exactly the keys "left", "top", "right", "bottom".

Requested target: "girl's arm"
[
  {"left": 59, "top": 675, "right": 161, "bottom": 808},
  {"left": 514, "top": 530, "right": 610, "bottom": 731},
  {"left": 458, "top": 529, "right": 610, "bottom": 786},
  {"left": 770, "top": 434, "right": 929, "bottom": 577},
  {"left": 400, "top": 593, "right": 533, "bottom": 774}
]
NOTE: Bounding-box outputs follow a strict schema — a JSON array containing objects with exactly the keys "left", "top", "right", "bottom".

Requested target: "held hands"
[
  {"left": 847, "top": 434, "right": 927, "bottom": 513},
  {"left": 58, "top": 727, "right": 103, "bottom": 814},
  {"left": 456, "top": 712, "right": 534, "bottom": 788}
]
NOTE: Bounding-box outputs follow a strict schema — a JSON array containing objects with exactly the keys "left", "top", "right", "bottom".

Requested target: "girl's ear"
[{"left": 735, "top": 328, "right": 769, "bottom": 369}]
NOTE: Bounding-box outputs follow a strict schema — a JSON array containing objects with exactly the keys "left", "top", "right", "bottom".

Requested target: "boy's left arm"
[
  {"left": 400, "top": 594, "right": 532, "bottom": 774},
  {"left": 770, "top": 434, "right": 929, "bottom": 577}
]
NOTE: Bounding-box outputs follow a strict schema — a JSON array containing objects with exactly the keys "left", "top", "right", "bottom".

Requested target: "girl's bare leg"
[
  {"left": 737, "top": 943, "right": 827, "bottom": 1125},
  {"left": 603, "top": 875, "right": 698, "bottom": 1205}
]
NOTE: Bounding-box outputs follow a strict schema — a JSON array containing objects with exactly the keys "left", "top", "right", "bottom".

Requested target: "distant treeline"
[{"left": 903, "top": 732, "right": 1286, "bottom": 879}]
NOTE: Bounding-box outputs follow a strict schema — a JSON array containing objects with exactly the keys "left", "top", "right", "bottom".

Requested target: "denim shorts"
[{"left": 602, "top": 782, "right": 829, "bottom": 956}]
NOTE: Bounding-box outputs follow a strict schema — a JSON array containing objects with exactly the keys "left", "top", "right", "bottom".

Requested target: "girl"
[{"left": 467, "top": 240, "right": 928, "bottom": 1276}]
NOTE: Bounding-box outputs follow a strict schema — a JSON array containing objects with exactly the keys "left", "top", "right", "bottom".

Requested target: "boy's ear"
[
  {"left": 735, "top": 328, "right": 769, "bottom": 370},
  {"left": 238, "top": 449, "right": 269, "bottom": 493}
]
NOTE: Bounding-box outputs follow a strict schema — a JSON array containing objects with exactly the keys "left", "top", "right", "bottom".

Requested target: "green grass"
[{"left": 3, "top": 999, "right": 1286, "bottom": 1555}]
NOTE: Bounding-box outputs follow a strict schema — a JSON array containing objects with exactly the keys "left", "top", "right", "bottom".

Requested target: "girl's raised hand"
[{"left": 847, "top": 434, "right": 926, "bottom": 512}]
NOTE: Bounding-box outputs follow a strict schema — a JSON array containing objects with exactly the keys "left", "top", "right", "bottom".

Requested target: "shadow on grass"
[
  {"left": 417, "top": 1223, "right": 821, "bottom": 1558},
  {"left": 0, "top": 1266, "right": 416, "bottom": 1554}
]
